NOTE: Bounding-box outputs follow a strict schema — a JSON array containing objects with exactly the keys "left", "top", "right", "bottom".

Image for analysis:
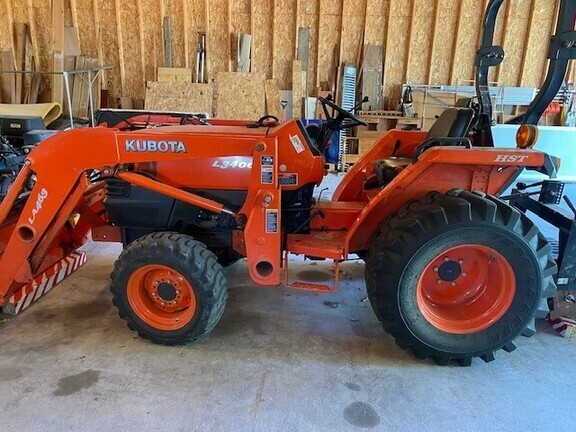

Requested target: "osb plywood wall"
[{"left": 0, "top": 0, "right": 572, "bottom": 106}]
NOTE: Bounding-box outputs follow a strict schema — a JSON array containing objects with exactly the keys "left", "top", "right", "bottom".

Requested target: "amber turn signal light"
[{"left": 516, "top": 124, "right": 539, "bottom": 149}]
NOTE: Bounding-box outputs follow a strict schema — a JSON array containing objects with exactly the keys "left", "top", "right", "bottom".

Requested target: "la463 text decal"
[{"left": 28, "top": 188, "right": 48, "bottom": 225}]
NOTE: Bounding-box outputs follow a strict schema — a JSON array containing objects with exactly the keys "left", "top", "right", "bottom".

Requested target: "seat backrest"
[{"left": 426, "top": 108, "right": 474, "bottom": 139}]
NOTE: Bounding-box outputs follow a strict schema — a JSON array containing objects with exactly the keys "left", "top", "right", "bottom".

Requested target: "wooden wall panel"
[
  {"left": 339, "top": 0, "right": 366, "bottom": 65},
  {"left": 251, "top": 0, "right": 273, "bottom": 78},
  {"left": 429, "top": 0, "right": 458, "bottom": 85},
  {"left": 2, "top": 0, "right": 566, "bottom": 106},
  {"left": 206, "top": 0, "right": 229, "bottom": 80},
  {"left": 316, "top": 0, "right": 342, "bottom": 89},
  {"left": 451, "top": 0, "right": 484, "bottom": 85},
  {"left": 383, "top": 0, "right": 411, "bottom": 105},
  {"left": 76, "top": 0, "right": 98, "bottom": 56},
  {"left": 406, "top": 0, "right": 434, "bottom": 84},
  {"left": 520, "top": 0, "right": 558, "bottom": 87},
  {"left": 229, "top": 0, "right": 251, "bottom": 71},
  {"left": 162, "top": 0, "right": 185, "bottom": 68},
  {"left": 0, "top": 0, "right": 12, "bottom": 51},
  {"left": 119, "top": 0, "right": 144, "bottom": 98},
  {"left": 498, "top": 0, "right": 531, "bottom": 86},
  {"left": 297, "top": 0, "right": 319, "bottom": 94},
  {"left": 364, "top": 0, "right": 389, "bottom": 46},
  {"left": 272, "top": 0, "right": 296, "bottom": 89},
  {"left": 98, "top": 0, "right": 121, "bottom": 98}
]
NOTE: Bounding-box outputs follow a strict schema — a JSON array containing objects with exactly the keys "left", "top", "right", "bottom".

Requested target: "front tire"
[
  {"left": 365, "top": 190, "right": 556, "bottom": 365},
  {"left": 110, "top": 232, "right": 227, "bottom": 345}
]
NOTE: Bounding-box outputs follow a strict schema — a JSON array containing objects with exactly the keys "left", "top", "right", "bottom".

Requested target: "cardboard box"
[{"left": 548, "top": 290, "right": 576, "bottom": 338}]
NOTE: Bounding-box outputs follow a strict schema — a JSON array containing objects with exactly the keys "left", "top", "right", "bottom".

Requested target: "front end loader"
[{"left": 0, "top": 0, "right": 574, "bottom": 365}]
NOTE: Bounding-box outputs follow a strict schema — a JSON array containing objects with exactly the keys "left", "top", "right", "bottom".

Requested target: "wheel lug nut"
[
  {"left": 458, "top": 260, "right": 463, "bottom": 264},
  {"left": 152, "top": 292, "right": 157, "bottom": 296},
  {"left": 437, "top": 279, "right": 442, "bottom": 284},
  {"left": 161, "top": 302, "right": 165, "bottom": 306},
  {"left": 444, "top": 257, "right": 450, "bottom": 262},
  {"left": 451, "top": 282, "right": 456, "bottom": 287},
  {"left": 462, "top": 272, "right": 467, "bottom": 277},
  {"left": 433, "top": 267, "right": 438, "bottom": 272}
]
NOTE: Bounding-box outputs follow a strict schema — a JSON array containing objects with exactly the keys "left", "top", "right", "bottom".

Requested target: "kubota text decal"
[{"left": 125, "top": 139, "right": 187, "bottom": 153}]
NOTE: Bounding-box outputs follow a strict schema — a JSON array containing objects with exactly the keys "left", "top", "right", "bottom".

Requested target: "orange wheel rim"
[
  {"left": 127, "top": 264, "right": 197, "bottom": 331},
  {"left": 416, "top": 245, "right": 516, "bottom": 334}
]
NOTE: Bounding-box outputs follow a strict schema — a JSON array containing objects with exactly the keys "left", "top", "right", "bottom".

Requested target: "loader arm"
[{"left": 0, "top": 126, "right": 280, "bottom": 304}]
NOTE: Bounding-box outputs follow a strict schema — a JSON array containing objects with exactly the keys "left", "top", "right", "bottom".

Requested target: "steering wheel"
[
  {"left": 257, "top": 115, "right": 280, "bottom": 127},
  {"left": 318, "top": 96, "right": 367, "bottom": 130}
]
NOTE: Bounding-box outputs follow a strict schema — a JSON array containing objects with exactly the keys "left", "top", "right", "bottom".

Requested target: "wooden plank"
[
  {"left": 264, "top": 78, "right": 282, "bottom": 118},
  {"left": 292, "top": 60, "right": 306, "bottom": 118},
  {"left": 157, "top": 67, "right": 193, "bottom": 82},
  {"left": 114, "top": 0, "right": 126, "bottom": 96},
  {"left": 22, "top": 24, "right": 33, "bottom": 104},
  {"left": 215, "top": 72, "right": 266, "bottom": 119},
  {"left": 71, "top": 55, "right": 85, "bottom": 117},
  {"left": 136, "top": 0, "right": 147, "bottom": 93},
  {"left": 14, "top": 22, "right": 28, "bottom": 104},
  {"left": 361, "top": 44, "right": 383, "bottom": 110},
  {"left": 64, "top": 26, "right": 80, "bottom": 56},
  {"left": 183, "top": 0, "right": 189, "bottom": 68},
  {"left": 51, "top": 0, "right": 64, "bottom": 105},
  {"left": 297, "top": 27, "right": 310, "bottom": 72},
  {"left": 1, "top": 51, "right": 16, "bottom": 104},
  {"left": 163, "top": 16, "right": 173, "bottom": 67}
]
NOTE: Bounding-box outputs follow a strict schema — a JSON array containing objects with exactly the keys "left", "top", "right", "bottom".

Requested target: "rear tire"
[
  {"left": 365, "top": 190, "right": 556, "bottom": 365},
  {"left": 111, "top": 232, "right": 227, "bottom": 345}
]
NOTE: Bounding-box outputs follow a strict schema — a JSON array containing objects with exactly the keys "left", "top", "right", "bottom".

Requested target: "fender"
[
  {"left": 343, "top": 146, "right": 550, "bottom": 254},
  {"left": 332, "top": 130, "right": 427, "bottom": 202}
]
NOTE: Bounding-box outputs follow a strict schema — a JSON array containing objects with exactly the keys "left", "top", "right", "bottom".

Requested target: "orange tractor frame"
[{"left": 0, "top": 0, "right": 573, "bottom": 365}]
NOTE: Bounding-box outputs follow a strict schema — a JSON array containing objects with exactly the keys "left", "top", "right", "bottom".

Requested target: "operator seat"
[{"left": 373, "top": 107, "right": 474, "bottom": 185}]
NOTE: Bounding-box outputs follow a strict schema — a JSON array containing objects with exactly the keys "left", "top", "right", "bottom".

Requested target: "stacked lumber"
[{"left": 0, "top": 23, "right": 40, "bottom": 104}]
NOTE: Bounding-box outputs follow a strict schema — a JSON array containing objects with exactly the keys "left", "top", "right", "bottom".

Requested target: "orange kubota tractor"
[{"left": 0, "top": 0, "right": 575, "bottom": 365}]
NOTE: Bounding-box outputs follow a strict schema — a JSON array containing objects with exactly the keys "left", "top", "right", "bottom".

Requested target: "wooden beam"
[
  {"left": 114, "top": 0, "right": 125, "bottom": 96},
  {"left": 25, "top": 0, "right": 41, "bottom": 73},
  {"left": 183, "top": 0, "right": 189, "bottom": 68},
  {"left": 427, "top": 0, "right": 441, "bottom": 84},
  {"left": 449, "top": 0, "right": 465, "bottom": 85},
  {"left": 92, "top": 0, "right": 106, "bottom": 88},
  {"left": 5, "top": 0, "right": 16, "bottom": 67},
  {"left": 69, "top": 0, "right": 78, "bottom": 28},
  {"left": 51, "top": 0, "right": 65, "bottom": 105},
  {"left": 404, "top": 0, "right": 417, "bottom": 83},
  {"left": 136, "top": 0, "right": 147, "bottom": 91},
  {"left": 163, "top": 16, "right": 173, "bottom": 67}
]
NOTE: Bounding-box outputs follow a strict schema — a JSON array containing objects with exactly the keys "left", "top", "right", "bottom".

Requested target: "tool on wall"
[{"left": 195, "top": 32, "right": 206, "bottom": 83}]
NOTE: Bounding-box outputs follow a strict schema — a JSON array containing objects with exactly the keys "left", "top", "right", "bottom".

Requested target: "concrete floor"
[{"left": 1, "top": 176, "right": 575, "bottom": 431}]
